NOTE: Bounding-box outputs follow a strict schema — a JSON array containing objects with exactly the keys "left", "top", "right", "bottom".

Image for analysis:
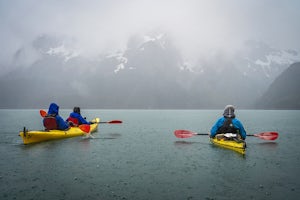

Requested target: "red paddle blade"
[
  {"left": 40, "top": 109, "right": 47, "bottom": 117},
  {"left": 108, "top": 120, "right": 122, "bottom": 124},
  {"left": 79, "top": 124, "right": 90, "bottom": 133},
  {"left": 174, "top": 130, "right": 196, "bottom": 138},
  {"left": 254, "top": 132, "right": 279, "bottom": 140}
]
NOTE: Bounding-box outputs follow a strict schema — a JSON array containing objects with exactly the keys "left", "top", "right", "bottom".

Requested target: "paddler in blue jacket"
[
  {"left": 67, "top": 107, "right": 90, "bottom": 126},
  {"left": 43, "top": 103, "right": 70, "bottom": 130},
  {"left": 210, "top": 105, "right": 246, "bottom": 140}
]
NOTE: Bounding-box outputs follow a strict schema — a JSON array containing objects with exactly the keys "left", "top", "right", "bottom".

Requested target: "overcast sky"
[{"left": 1, "top": 0, "right": 300, "bottom": 66}]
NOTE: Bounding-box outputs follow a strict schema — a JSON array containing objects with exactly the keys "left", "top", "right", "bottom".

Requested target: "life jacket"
[
  {"left": 67, "top": 117, "right": 79, "bottom": 126},
  {"left": 43, "top": 115, "right": 58, "bottom": 130},
  {"left": 217, "top": 117, "right": 238, "bottom": 134}
]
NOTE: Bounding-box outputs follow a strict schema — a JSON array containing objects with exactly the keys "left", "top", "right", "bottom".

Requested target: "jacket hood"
[{"left": 48, "top": 103, "right": 59, "bottom": 115}]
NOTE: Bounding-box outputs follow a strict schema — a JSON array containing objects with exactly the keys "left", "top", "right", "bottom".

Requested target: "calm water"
[{"left": 0, "top": 109, "right": 299, "bottom": 200}]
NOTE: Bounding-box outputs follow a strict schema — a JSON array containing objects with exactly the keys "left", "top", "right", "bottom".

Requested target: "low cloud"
[{"left": 1, "top": 0, "right": 300, "bottom": 70}]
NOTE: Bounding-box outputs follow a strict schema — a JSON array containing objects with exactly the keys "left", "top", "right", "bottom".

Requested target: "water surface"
[{"left": 0, "top": 109, "right": 299, "bottom": 200}]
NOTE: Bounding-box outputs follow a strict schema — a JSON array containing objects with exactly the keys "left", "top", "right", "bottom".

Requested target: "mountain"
[
  {"left": 0, "top": 33, "right": 299, "bottom": 109},
  {"left": 255, "top": 62, "right": 300, "bottom": 109}
]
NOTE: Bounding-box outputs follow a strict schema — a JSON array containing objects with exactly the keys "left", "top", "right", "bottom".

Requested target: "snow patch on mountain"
[
  {"left": 141, "top": 33, "right": 166, "bottom": 50},
  {"left": 143, "top": 33, "right": 164, "bottom": 43},
  {"left": 255, "top": 50, "right": 299, "bottom": 67},
  {"left": 47, "top": 44, "right": 80, "bottom": 62},
  {"left": 179, "top": 61, "right": 195, "bottom": 73},
  {"left": 107, "top": 51, "right": 128, "bottom": 73},
  {"left": 114, "top": 63, "right": 125, "bottom": 73},
  {"left": 234, "top": 40, "right": 300, "bottom": 81}
]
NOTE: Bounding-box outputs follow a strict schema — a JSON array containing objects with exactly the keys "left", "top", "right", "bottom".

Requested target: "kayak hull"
[
  {"left": 210, "top": 137, "right": 246, "bottom": 154},
  {"left": 19, "top": 118, "right": 99, "bottom": 144}
]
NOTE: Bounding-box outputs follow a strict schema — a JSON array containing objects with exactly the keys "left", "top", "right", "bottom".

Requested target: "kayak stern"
[{"left": 210, "top": 137, "right": 246, "bottom": 154}]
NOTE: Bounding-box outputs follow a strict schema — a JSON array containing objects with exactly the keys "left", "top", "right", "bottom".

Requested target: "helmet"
[
  {"left": 223, "top": 105, "right": 235, "bottom": 118},
  {"left": 73, "top": 107, "right": 81, "bottom": 114}
]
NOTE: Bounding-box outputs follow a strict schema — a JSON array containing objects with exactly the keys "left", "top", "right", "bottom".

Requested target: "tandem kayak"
[
  {"left": 19, "top": 118, "right": 100, "bottom": 144},
  {"left": 210, "top": 136, "right": 246, "bottom": 155}
]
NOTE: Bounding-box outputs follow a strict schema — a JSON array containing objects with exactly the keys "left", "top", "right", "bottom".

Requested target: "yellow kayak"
[
  {"left": 210, "top": 136, "right": 246, "bottom": 155},
  {"left": 19, "top": 118, "right": 99, "bottom": 144}
]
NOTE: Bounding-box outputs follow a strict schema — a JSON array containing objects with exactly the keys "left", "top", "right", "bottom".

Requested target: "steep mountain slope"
[{"left": 255, "top": 62, "right": 300, "bottom": 109}]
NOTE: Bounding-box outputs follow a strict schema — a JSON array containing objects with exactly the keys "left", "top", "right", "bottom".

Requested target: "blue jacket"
[
  {"left": 210, "top": 117, "right": 247, "bottom": 139},
  {"left": 44, "top": 103, "right": 69, "bottom": 130},
  {"left": 68, "top": 112, "right": 90, "bottom": 125}
]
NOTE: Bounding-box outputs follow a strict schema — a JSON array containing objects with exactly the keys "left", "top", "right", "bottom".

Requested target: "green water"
[{"left": 0, "top": 109, "right": 299, "bottom": 200}]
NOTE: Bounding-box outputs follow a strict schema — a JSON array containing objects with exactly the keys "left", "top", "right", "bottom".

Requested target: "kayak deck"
[
  {"left": 19, "top": 118, "right": 99, "bottom": 144},
  {"left": 210, "top": 137, "right": 246, "bottom": 154}
]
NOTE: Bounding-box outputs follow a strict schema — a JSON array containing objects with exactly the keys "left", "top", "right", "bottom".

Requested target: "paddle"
[
  {"left": 174, "top": 130, "right": 279, "bottom": 140},
  {"left": 174, "top": 130, "right": 207, "bottom": 138},
  {"left": 247, "top": 132, "right": 279, "bottom": 140},
  {"left": 98, "top": 120, "right": 122, "bottom": 124},
  {"left": 40, "top": 109, "right": 47, "bottom": 117},
  {"left": 41, "top": 110, "right": 122, "bottom": 124},
  {"left": 78, "top": 124, "right": 90, "bottom": 133},
  {"left": 79, "top": 124, "right": 94, "bottom": 138}
]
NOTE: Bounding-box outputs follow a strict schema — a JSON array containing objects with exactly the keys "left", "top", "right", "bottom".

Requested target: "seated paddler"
[
  {"left": 43, "top": 103, "right": 70, "bottom": 130},
  {"left": 209, "top": 105, "right": 246, "bottom": 140},
  {"left": 67, "top": 107, "right": 90, "bottom": 127}
]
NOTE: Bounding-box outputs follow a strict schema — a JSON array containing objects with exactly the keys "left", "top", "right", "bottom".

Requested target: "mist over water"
[{"left": 1, "top": 109, "right": 299, "bottom": 199}]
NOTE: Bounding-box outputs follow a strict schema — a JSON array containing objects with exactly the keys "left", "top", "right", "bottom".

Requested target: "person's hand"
[{"left": 68, "top": 121, "right": 77, "bottom": 127}]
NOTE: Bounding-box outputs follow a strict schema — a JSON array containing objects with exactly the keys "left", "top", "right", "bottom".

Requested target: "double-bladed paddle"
[
  {"left": 40, "top": 110, "right": 122, "bottom": 124},
  {"left": 174, "top": 129, "right": 279, "bottom": 140},
  {"left": 39, "top": 109, "right": 122, "bottom": 134}
]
